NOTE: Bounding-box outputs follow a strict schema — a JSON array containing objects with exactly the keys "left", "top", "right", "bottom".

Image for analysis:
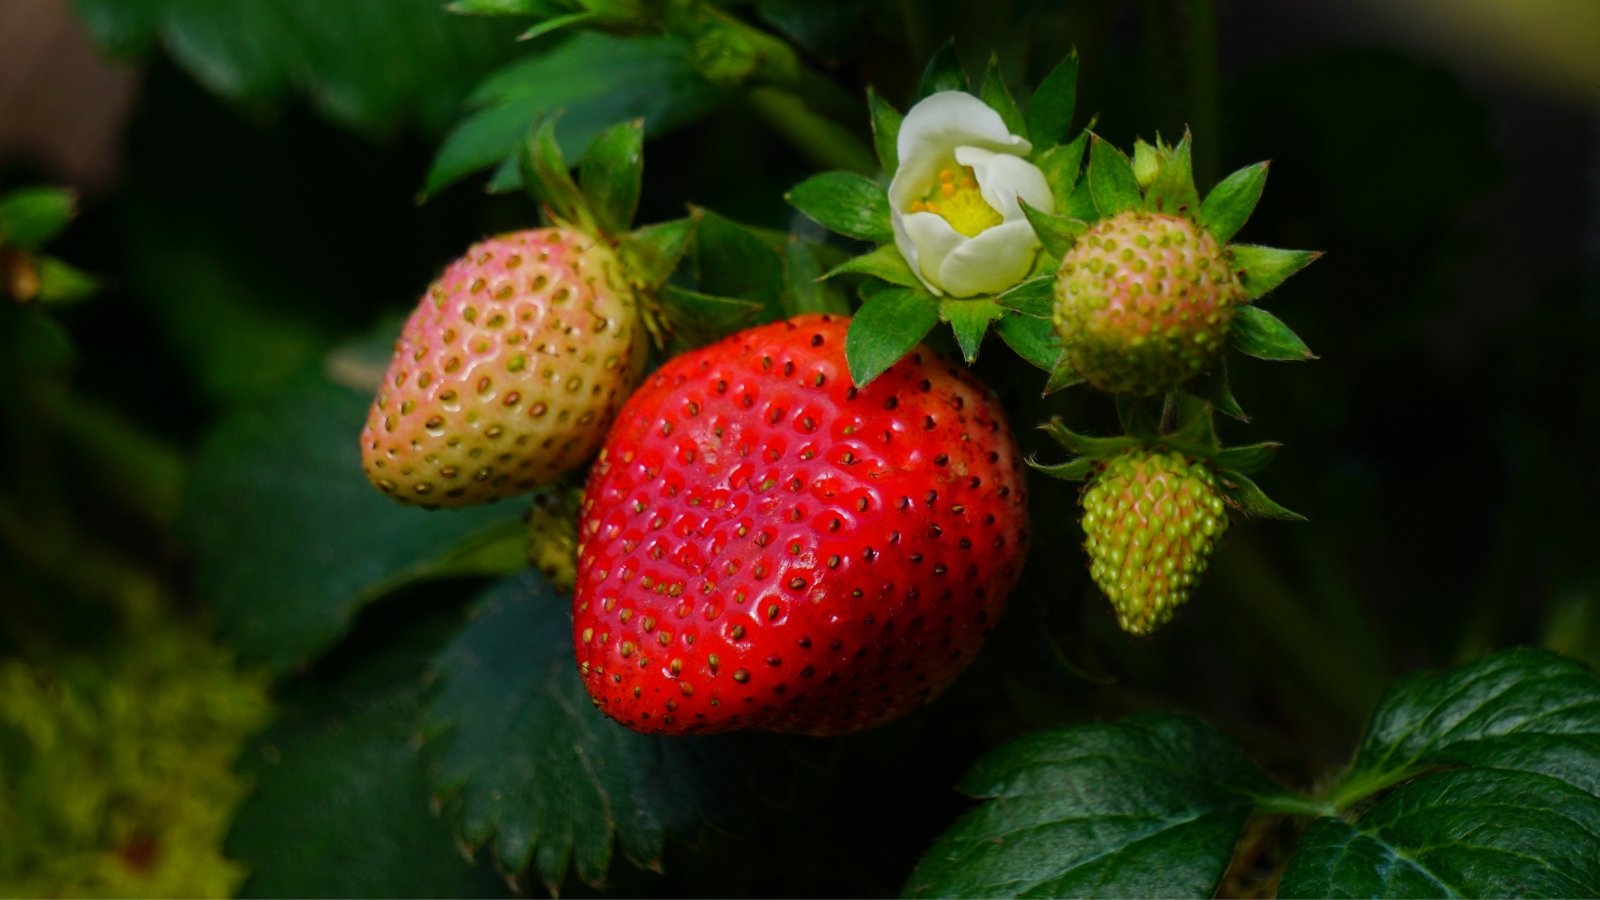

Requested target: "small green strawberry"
[
  {"left": 1080, "top": 448, "right": 1227, "bottom": 634},
  {"left": 1048, "top": 134, "right": 1319, "bottom": 401},
  {"left": 526, "top": 486, "right": 582, "bottom": 592}
]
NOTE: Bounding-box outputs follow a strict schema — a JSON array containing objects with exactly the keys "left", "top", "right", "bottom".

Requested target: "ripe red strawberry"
[
  {"left": 1052, "top": 211, "right": 1241, "bottom": 396},
  {"left": 1080, "top": 448, "right": 1228, "bottom": 634},
  {"left": 361, "top": 228, "right": 646, "bottom": 508},
  {"left": 572, "top": 314, "right": 1029, "bottom": 736}
]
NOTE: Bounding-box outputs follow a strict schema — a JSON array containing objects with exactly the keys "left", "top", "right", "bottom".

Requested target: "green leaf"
[
  {"left": 517, "top": 10, "right": 597, "bottom": 41},
  {"left": 1218, "top": 470, "right": 1304, "bottom": 521},
  {"left": 73, "top": 0, "right": 519, "bottom": 137},
  {"left": 1087, "top": 135, "right": 1141, "bottom": 218},
  {"left": 1198, "top": 161, "right": 1268, "bottom": 245},
  {"left": 979, "top": 55, "right": 1026, "bottom": 140},
  {"left": 786, "top": 171, "right": 893, "bottom": 243},
  {"left": 691, "top": 211, "right": 786, "bottom": 318},
  {"left": 579, "top": 118, "right": 643, "bottom": 235},
  {"left": 918, "top": 41, "right": 967, "bottom": 97},
  {"left": 940, "top": 298, "right": 1005, "bottom": 364},
  {"left": 1212, "top": 441, "right": 1281, "bottom": 475},
  {"left": 661, "top": 286, "right": 765, "bottom": 349},
  {"left": 183, "top": 365, "right": 524, "bottom": 675},
  {"left": 994, "top": 312, "right": 1062, "bottom": 371},
  {"left": 1229, "top": 305, "right": 1315, "bottom": 361},
  {"left": 1281, "top": 649, "right": 1600, "bottom": 898},
  {"left": 866, "top": 87, "right": 903, "bottom": 172},
  {"left": 1143, "top": 133, "right": 1200, "bottom": 216},
  {"left": 824, "top": 243, "right": 920, "bottom": 288},
  {"left": 426, "top": 33, "right": 725, "bottom": 195},
  {"left": 0, "top": 187, "right": 76, "bottom": 249},
  {"left": 904, "top": 715, "right": 1287, "bottom": 899},
  {"left": 426, "top": 572, "right": 781, "bottom": 892},
  {"left": 227, "top": 601, "right": 508, "bottom": 898},
  {"left": 784, "top": 237, "right": 851, "bottom": 316},
  {"left": 1024, "top": 51, "right": 1078, "bottom": 148},
  {"left": 1230, "top": 245, "right": 1321, "bottom": 301},
  {"left": 845, "top": 287, "right": 939, "bottom": 386},
  {"left": 1019, "top": 201, "right": 1087, "bottom": 259},
  {"left": 996, "top": 275, "right": 1054, "bottom": 318},
  {"left": 519, "top": 113, "right": 592, "bottom": 228},
  {"left": 35, "top": 257, "right": 100, "bottom": 305},
  {"left": 620, "top": 216, "right": 696, "bottom": 292},
  {"left": 1037, "top": 131, "right": 1088, "bottom": 210}
]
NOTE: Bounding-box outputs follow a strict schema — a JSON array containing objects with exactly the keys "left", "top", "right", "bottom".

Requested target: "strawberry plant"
[{"left": 4, "top": 1, "right": 1599, "bottom": 898}]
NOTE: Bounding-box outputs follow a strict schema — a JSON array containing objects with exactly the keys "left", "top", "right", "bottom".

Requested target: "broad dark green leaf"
[
  {"left": 784, "top": 237, "right": 851, "bottom": 315},
  {"left": 1087, "top": 136, "right": 1140, "bottom": 218},
  {"left": 979, "top": 56, "right": 1026, "bottom": 140},
  {"left": 1024, "top": 51, "right": 1078, "bottom": 149},
  {"left": 919, "top": 41, "right": 968, "bottom": 97},
  {"left": 426, "top": 33, "right": 725, "bottom": 195},
  {"left": 940, "top": 298, "right": 1005, "bottom": 364},
  {"left": 426, "top": 572, "right": 780, "bottom": 893},
  {"left": 1143, "top": 135, "right": 1200, "bottom": 216},
  {"left": 1229, "top": 305, "right": 1314, "bottom": 361},
  {"left": 867, "top": 87, "right": 903, "bottom": 172},
  {"left": 580, "top": 119, "right": 644, "bottom": 236},
  {"left": 0, "top": 187, "right": 76, "bottom": 250},
  {"left": 691, "top": 211, "right": 786, "bottom": 318},
  {"left": 1019, "top": 202, "right": 1086, "bottom": 259},
  {"left": 994, "top": 310, "right": 1061, "bottom": 371},
  {"left": 1037, "top": 131, "right": 1088, "bottom": 210},
  {"left": 1198, "top": 162, "right": 1268, "bottom": 244},
  {"left": 1231, "top": 245, "right": 1321, "bottom": 300},
  {"left": 786, "top": 171, "right": 893, "bottom": 243},
  {"left": 1281, "top": 649, "right": 1600, "bottom": 898},
  {"left": 845, "top": 286, "right": 939, "bottom": 386},
  {"left": 824, "top": 243, "right": 920, "bottom": 288},
  {"left": 73, "top": 0, "right": 517, "bottom": 136},
  {"left": 184, "top": 366, "right": 524, "bottom": 675},
  {"left": 904, "top": 715, "right": 1288, "bottom": 899}
]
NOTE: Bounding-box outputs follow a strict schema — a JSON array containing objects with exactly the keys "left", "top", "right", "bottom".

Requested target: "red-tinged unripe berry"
[
  {"left": 1081, "top": 449, "right": 1228, "bottom": 635},
  {"left": 361, "top": 228, "right": 646, "bottom": 508},
  {"left": 1053, "top": 211, "right": 1241, "bottom": 396}
]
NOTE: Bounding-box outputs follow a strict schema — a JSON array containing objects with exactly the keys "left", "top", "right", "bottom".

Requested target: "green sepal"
[
  {"left": 446, "top": 0, "right": 569, "bottom": 14},
  {"left": 1218, "top": 470, "right": 1305, "bottom": 521},
  {"left": 36, "top": 257, "right": 100, "bottom": 304},
  {"left": 1087, "top": 136, "right": 1141, "bottom": 218},
  {"left": 1037, "top": 130, "right": 1089, "bottom": 209},
  {"left": 996, "top": 275, "right": 1053, "bottom": 317},
  {"left": 1027, "top": 455, "right": 1098, "bottom": 482},
  {"left": 1191, "top": 360, "right": 1247, "bottom": 421},
  {"left": 578, "top": 118, "right": 643, "bottom": 235},
  {"left": 517, "top": 114, "right": 595, "bottom": 232},
  {"left": 1230, "top": 305, "right": 1315, "bottom": 361},
  {"left": 1160, "top": 395, "right": 1220, "bottom": 455},
  {"left": 517, "top": 10, "right": 597, "bottom": 40},
  {"left": 619, "top": 216, "right": 696, "bottom": 292},
  {"left": 1043, "top": 351, "right": 1084, "bottom": 394},
  {"left": 919, "top": 40, "right": 968, "bottom": 97},
  {"left": 845, "top": 285, "right": 940, "bottom": 386},
  {"left": 994, "top": 312, "right": 1061, "bottom": 371},
  {"left": 786, "top": 171, "right": 893, "bottom": 243},
  {"left": 1142, "top": 133, "right": 1200, "bottom": 217},
  {"left": 1115, "top": 395, "right": 1161, "bottom": 442},
  {"left": 1024, "top": 50, "right": 1078, "bottom": 149},
  {"left": 980, "top": 55, "right": 1027, "bottom": 140},
  {"left": 824, "top": 243, "right": 919, "bottom": 287},
  {"left": 1041, "top": 418, "right": 1141, "bottom": 459},
  {"left": 1019, "top": 201, "right": 1088, "bottom": 259},
  {"left": 0, "top": 187, "right": 77, "bottom": 250},
  {"left": 940, "top": 297, "right": 1006, "bottom": 364},
  {"left": 1064, "top": 176, "right": 1098, "bottom": 221},
  {"left": 783, "top": 237, "right": 850, "bottom": 316},
  {"left": 1213, "top": 441, "right": 1281, "bottom": 475},
  {"left": 1231, "top": 245, "right": 1321, "bottom": 300},
  {"left": 1199, "top": 161, "right": 1268, "bottom": 244},
  {"left": 659, "top": 285, "right": 764, "bottom": 350},
  {"left": 866, "top": 87, "right": 903, "bottom": 172}
]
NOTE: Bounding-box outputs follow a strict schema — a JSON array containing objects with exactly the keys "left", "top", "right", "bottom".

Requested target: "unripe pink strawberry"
[
  {"left": 1053, "top": 211, "right": 1241, "bottom": 396},
  {"left": 1080, "top": 448, "right": 1228, "bottom": 634},
  {"left": 361, "top": 227, "right": 646, "bottom": 508}
]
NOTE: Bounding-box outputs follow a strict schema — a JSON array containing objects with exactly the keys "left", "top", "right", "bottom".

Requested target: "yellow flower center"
[{"left": 908, "top": 167, "right": 1003, "bottom": 238}]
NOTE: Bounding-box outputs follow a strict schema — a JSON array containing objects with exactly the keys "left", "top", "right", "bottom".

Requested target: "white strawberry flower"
[{"left": 888, "top": 91, "right": 1054, "bottom": 298}]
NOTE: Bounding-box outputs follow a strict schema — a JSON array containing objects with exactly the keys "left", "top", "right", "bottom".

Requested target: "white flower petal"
[
  {"left": 956, "top": 146, "right": 1054, "bottom": 220},
  {"left": 899, "top": 211, "right": 965, "bottom": 295},
  {"left": 897, "top": 91, "right": 1030, "bottom": 170},
  {"left": 935, "top": 220, "right": 1040, "bottom": 298}
]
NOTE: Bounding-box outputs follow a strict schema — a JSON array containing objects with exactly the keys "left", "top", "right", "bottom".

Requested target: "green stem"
[
  {"left": 1253, "top": 792, "right": 1337, "bottom": 819},
  {"left": 1322, "top": 765, "right": 1419, "bottom": 813},
  {"left": 746, "top": 88, "right": 879, "bottom": 175},
  {"left": 1186, "top": 0, "right": 1220, "bottom": 188}
]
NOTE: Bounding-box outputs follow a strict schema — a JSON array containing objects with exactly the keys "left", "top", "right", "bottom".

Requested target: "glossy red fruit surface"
[{"left": 573, "top": 314, "right": 1029, "bottom": 736}]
